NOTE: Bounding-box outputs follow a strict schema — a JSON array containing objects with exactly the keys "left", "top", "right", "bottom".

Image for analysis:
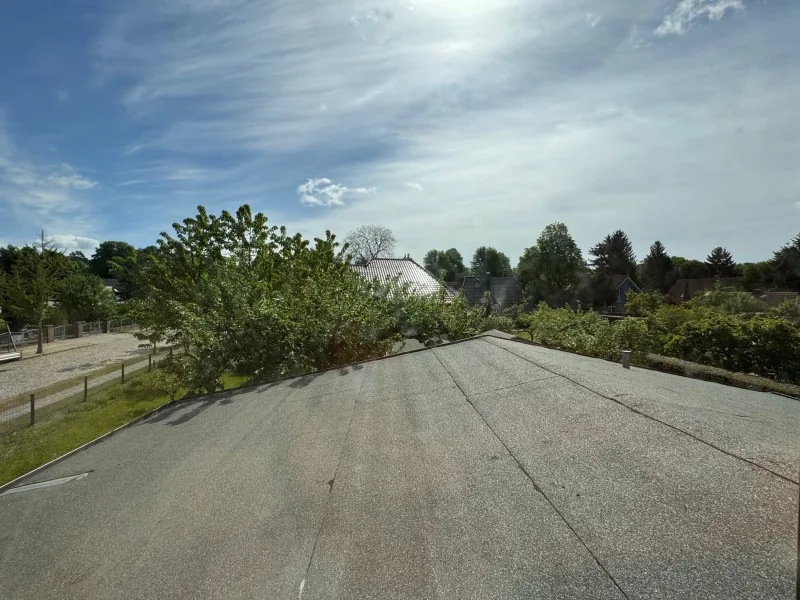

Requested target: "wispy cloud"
[
  {"left": 405, "top": 182, "right": 424, "bottom": 192},
  {"left": 49, "top": 164, "right": 98, "bottom": 190},
  {"left": 0, "top": 112, "right": 98, "bottom": 234},
  {"left": 655, "top": 0, "right": 744, "bottom": 36},
  {"left": 586, "top": 13, "right": 603, "bottom": 28},
  {"left": 297, "top": 178, "right": 377, "bottom": 207},
  {"left": 81, "top": 0, "right": 800, "bottom": 262}
]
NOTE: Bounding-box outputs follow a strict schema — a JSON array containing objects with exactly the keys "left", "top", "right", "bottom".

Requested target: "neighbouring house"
[
  {"left": 754, "top": 290, "right": 798, "bottom": 308},
  {"left": 609, "top": 275, "right": 642, "bottom": 312},
  {"left": 351, "top": 256, "right": 456, "bottom": 300},
  {"left": 666, "top": 277, "right": 740, "bottom": 304},
  {"left": 459, "top": 274, "right": 524, "bottom": 308}
]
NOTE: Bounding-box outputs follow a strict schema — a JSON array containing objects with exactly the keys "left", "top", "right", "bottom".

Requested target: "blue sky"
[{"left": 0, "top": 0, "right": 798, "bottom": 264}]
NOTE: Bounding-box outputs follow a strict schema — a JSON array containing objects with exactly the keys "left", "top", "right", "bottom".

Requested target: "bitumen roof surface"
[{"left": 0, "top": 335, "right": 798, "bottom": 600}]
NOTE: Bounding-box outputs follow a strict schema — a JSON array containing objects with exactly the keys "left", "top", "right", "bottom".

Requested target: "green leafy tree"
[
  {"left": 131, "top": 205, "right": 405, "bottom": 393},
  {"left": 470, "top": 246, "right": 512, "bottom": 277},
  {"left": 769, "top": 232, "right": 800, "bottom": 291},
  {"left": 516, "top": 223, "right": 585, "bottom": 305},
  {"left": 423, "top": 248, "right": 467, "bottom": 282},
  {"left": 626, "top": 291, "right": 667, "bottom": 316},
  {"left": 640, "top": 241, "right": 674, "bottom": 292},
  {"left": 89, "top": 241, "right": 136, "bottom": 278},
  {"left": 736, "top": 262, "right": 772, "bottom": 292},
  {"left": 705, "top": 246, "right": 736, "bottom": 277},
  {"left": 671, "top": 257, "right": 711, "bottom": 280},
  {"left": 0, "top": 233, "right": 66, "bottom": 354},
  {"left": 589, "top": 230, "right": 637, "bottom": 278},
  {"left": 58, "top": 273, "right": 117, "bottom": 322}
]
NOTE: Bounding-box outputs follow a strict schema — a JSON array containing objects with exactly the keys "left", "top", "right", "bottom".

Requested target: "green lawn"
[{"left": 0, "top": 370, "right": 252, "bottom": 487}]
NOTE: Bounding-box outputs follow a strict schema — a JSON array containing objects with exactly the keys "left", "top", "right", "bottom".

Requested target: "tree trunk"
[{"left": 37, "top": 318, "right": 43, "bottom": 354}]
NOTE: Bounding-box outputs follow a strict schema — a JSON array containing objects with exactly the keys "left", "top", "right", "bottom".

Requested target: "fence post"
[
  {"left": 84, "top": 376, "right": 88, "bottom": 402},
  {"left": 29, "top": 394, "right": 35, "bottom": 425},
  {"left": 121, "top": 363, "right": 125, "bottom": 385}
]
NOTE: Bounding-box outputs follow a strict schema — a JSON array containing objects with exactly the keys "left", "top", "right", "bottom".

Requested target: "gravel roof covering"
[{"left": 1, "top": 335, "right": 797, "bottom": 599}]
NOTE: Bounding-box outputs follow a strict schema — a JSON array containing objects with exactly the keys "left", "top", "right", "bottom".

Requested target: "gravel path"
[{"left": 0, "top": 332, "right": 151, "bottom": 402}]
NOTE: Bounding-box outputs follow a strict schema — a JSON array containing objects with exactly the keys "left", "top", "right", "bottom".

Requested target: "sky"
[{"left": 0, "top": 0, "right": 798, "bottom": 265}]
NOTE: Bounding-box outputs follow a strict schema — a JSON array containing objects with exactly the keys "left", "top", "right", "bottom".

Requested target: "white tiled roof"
[{"left": 351, "top": 258, "right": 456, "bottom": 299}]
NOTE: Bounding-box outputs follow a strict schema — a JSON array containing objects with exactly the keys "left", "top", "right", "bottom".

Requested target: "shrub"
[
  {"left": 746, "top": 317, "right": 800, "bottom": 382},
  {"left": 626, "top": 291, "right": 666, "bottom": 317},
  {"left": 481, "top": 315, "right": 515, "bottom": 333}
]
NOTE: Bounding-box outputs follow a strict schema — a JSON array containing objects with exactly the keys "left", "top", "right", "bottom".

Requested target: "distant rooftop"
[{"left": 351, "top": 257, "right": 456, "bottom": 299}]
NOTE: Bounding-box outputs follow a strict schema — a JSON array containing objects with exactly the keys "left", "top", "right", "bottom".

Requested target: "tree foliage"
[
  {"left": 640, "top": 241, "right": 674, "bottom": 293},
  {"left": 671, "top": 256, "right": 711, "bottom": 280},
  {"left": 130, "top": 206, "right": 406, "bottom": 393},
  {"left": 423, "top": 248, "right": 467, "bottom": 282},
  {"left": 470, "top": 246, "right": 512, "bottom": 277},
  {"left": 589, "top": 230, "right": 637, "bottom": 278},
  {"left": 705, "top": 246, "right": 736, "bottom": 277},
  {"left": 516, "top": 223, "right": 585, "bottom": 305},
  {"left": 89, "top": 241, "right": 136, "bottom": 278},
  {"left": 58, "top": 273, "right": 117, "bottom": 322},
  {"left": 344, "top": 225, "right": 396, "bottom": 266},
  {"left": 0, "top": 234, "right": 67, "bottom": 353},
  {"left": 769, "top": 232, "right": 800, "bottom": 291}
]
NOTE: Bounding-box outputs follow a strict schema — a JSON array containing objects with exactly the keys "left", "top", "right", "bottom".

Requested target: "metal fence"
[
  {"left": 110, "top": 318, "right": 138, "bottom": 331},
  {"left": 1, "top": 329, "right": 40, "bottom": 348},
  {"left": 84, "top": 321, "right": 104, "bottom": 336}
]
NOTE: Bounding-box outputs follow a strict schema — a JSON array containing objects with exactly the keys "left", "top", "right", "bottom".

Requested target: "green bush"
[
  {"left": 664, "top": 313, "right": 800, "bottom": 383},
  {"left": 626, "top": 291, "right": 666, "bottom": 317},
  {"left": 481, "top": 315, "right": 516, "bottom": 333}
]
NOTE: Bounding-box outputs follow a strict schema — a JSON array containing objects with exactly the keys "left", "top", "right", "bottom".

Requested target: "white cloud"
[
  {"left": 89, "top": 0, "right": 800, "bottom": 262},
  {"left": 405, "top": 182, "right": 424, "bottom": 192},
  {"left": 46, "top": 234, "right": 100, "bottom": 254},
  {"left": 297, "top": 177, "right": 377, "bottom": 207},
  {"left": 655, "top": 0, "right": 744, "bottom": 36}
]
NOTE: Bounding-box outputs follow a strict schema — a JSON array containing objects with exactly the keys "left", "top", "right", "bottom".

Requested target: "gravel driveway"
[{"left": 0, "top": 333, "right": 152, "bottom": 401}]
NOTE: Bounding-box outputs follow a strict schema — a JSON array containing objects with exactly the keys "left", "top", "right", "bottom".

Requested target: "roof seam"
[
  {"left": 484, "top": 338, "right": 799, "bottom": 486},
  {"left": 429, "top": 348, "right": 632, "bottom": 600},
  {"left": 300, "top": 374, "right": 363, "bottom": 590}
]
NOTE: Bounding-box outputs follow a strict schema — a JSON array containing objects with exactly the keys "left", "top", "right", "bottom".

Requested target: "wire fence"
[
  {"left": 0, "top": 351, "right": 166, "bottom": 437},
  {"left": 0, "top": 329, "right": 40, "bottom": 350},
  {"left": 84, "top": 321, "right": 104, "bottom": 336},
  {"left": 110, "top": 318, "right": 138, "bottom": 331}
]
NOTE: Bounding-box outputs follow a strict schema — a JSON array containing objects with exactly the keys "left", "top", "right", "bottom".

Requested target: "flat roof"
[{"left": 1, "top": 335, "right": 797, "bottom": 599}]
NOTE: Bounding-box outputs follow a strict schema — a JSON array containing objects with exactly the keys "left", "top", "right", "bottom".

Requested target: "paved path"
[{"left": 0, "top": 332, "right": 150, "bottom": 402}]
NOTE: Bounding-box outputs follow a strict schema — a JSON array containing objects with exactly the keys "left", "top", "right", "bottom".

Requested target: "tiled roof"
[
  {"left": 666, "top": 277, "right": 739, "bottom": 303},
  {"left": 460, "top": 276, "right": 524, "bottom": 306},
  {"left": 756, "top": 291, "right": 798, "bottom": 308},
  {"left": 351, "top": 258, "right": 456, "bottom": 299}
]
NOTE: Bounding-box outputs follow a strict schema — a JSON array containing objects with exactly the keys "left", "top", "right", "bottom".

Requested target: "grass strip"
[{"left": 0, "top": 370, "right": 252, "bottom": 486}]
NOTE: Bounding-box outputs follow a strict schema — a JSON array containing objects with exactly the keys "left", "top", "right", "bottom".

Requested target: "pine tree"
[
  {"left": 589, "top": 230, "right": 637, "bottom": 278},
  {"left": 769, "top": 232, "right": 800, "bottom": 290},
  {"left": 705, "top": 246, "right": 736, "bottom": 277},
  {"left": 641, "top": 241, "right": 674, "bottom": 292}
]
